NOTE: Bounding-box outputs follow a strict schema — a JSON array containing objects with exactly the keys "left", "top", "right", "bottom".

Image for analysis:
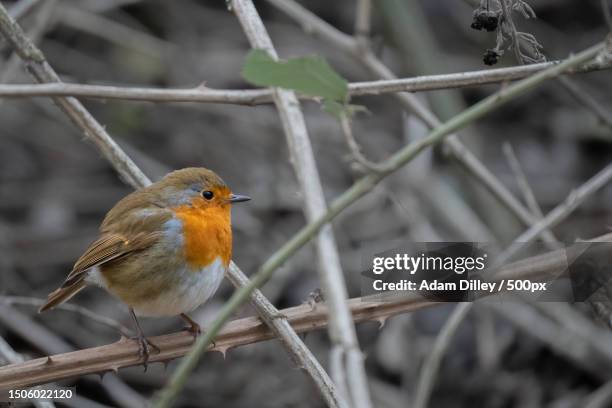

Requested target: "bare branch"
[
  {"left": 502, "top": 143, "right": 561, "bottom": 247},
  {"left": 0, "top": 82, "right": 273, "bottom": 104},
  {"left": 0, "top": 296, "right": 131, "bottom": 336},
  {"left": 413, "top": 303, "right": 473, "bottom": 408},
  {"left": 503, "top": 143, "right": 544, "bottom": 220},
  {"left": 226, "top": 264, "right": 347, "bottom": 408},
  {"left": 339, "top": 114, "right": 389, "bottom": 173},
  {"left": 0, "top": 305, "right": 146, "bottom": 408},
  {"left": 488, "top": 300, "right": 612, "bottom": 380},
  {"left": 1, "top": 59, "right": 610, "bottom": 103},
  {"left": 0, "top": 336, "right": 56, "bottom": 408},
  {"left": 557, "top": 76, "right": 612, "bottom": 132},
  {"left": 0, "top": 0, "right": 56, "bottom": 84},
  {"left": 498, "top": 161, "right": 612, "bottom": 264}
]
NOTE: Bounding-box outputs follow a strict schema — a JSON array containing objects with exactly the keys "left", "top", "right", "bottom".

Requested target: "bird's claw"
[{"left": 133, "top": 335, "right": 160, "bottom": 371}]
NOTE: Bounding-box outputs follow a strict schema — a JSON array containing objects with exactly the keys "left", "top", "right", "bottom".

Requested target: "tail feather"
[{"left": 39, "top": 279, "right": 86, "bottom": 313}]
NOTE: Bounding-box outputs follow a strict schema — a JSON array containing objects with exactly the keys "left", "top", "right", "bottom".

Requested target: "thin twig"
[
  {"left": 502, "top": 143, "right": 541, "bottom": 217},
  {"left": 339, "top": 114, "right": 389, "bottom": 173},
  {"left": 0, "top": 296, "right": 131, "bottom": 336},
  {"left": 488, "top": 300, "right": 612, "bottom": 380},
  {"left": 497, "top": 161, "right": 612, "bottom": 264},
  {"left": 57, "top": 6, "right": 175, "bottom": 59},
  {"left": 7, "top": 0, "right": 41, "bottom": 20},
  {"left": 5, "top": 231, "right": 612, "bottom": 389},
  {"left": 557, "top": 76, "right": 612, "bottom": 132},
  {"left": 413, "top": 303, "right": 473, "bottom": 408},
  {"left": 502, "top": 143, "right": 561, "bottom": 246},
  {"left": 225, "top": 264, "right": 347, "bottom": 408},
  {"left": 0, "top": 0, "right": 56, "bottom": 84}
]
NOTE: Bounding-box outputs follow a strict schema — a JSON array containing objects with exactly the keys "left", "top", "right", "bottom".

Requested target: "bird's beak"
[{"left": 229, "top": 193, "right": 251, "bottom": 203}]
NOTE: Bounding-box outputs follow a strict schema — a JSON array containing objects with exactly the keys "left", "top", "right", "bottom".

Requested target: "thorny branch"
[
  {"left": 3, "top": 231, "right": 612, "bottom": 390},
  {"left": 0, "top": 60, "right": 610, "bottom": 103}
]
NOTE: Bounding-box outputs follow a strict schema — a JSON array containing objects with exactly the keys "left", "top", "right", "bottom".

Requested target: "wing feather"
[{"left": 61, "top": 231, "right": 163, "bottom": 288}]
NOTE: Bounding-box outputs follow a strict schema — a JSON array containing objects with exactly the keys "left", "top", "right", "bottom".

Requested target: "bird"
[{"left": 39, "top": 167, "right": 251, "bottom": 364}]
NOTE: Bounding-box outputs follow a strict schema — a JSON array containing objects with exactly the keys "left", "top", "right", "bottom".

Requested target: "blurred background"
[{"left": 1, "top": 0, "right": 612, "bottom": 407}]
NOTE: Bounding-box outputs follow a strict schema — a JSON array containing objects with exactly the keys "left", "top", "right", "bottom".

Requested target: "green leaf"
[{"left": 242, "top": 49, "right": 348, "bottom": 102}]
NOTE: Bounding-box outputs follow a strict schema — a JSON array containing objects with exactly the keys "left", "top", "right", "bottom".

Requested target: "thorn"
[
  {"left": 197, "top": 81, "right": 208, "bottom": 90},
  {"left": 376, "top": 317, "right": 387, "bottom": 329},
  {"left": 41, "top": 356, "right": 53, "bottom": 366},
  {"left": 161, "top": 360, "right": 170, "bottom": 372},
  {"left": 110, "top": 366, "right": 119, "bottom": 374},
  {"left": 214, "top": 345, "right": 230, "bottom": 359},
  {"left": 304, "top": 288, "right": 325, "bottom": 311},
  {"left": 98, "top": 371, "right": 106, "bottom": 381}
]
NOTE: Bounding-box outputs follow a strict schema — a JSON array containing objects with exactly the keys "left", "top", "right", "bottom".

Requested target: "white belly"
[{"left": 87, "top": 257, "right": 226, "bottom": 317}]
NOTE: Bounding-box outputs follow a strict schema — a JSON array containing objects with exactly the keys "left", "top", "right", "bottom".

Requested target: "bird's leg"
[
  {"left": 130, "top": 308, "right": 159, "bottom": 371},
  {"left": 179, "top": 313, "right": 201, "bottom": 337},
  {"left": 179, "top": 314, "right": 217, "bottom": 347}
]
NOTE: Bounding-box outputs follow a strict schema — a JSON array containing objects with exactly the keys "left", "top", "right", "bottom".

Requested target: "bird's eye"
[{"left": 201, "top": 190, "right": 214, "bottom": 200}]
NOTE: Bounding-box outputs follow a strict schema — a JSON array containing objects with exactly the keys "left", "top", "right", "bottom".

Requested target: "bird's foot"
[
  {"left": 180, "top": 313, "right": 201, "bottom": 338},
  {"left": 179, "top": 314, "right": 217, "bottom": 347},
  {"left": 133, "top": 334, "right": 160, "bottom": 371},
  {"left": 184, "top": 321, "right": 202, "bottom": 337}
]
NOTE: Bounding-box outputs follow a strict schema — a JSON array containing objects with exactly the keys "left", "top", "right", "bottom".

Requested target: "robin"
[{"left": 39, "top": 167, "right": 250, "bottom": 363}]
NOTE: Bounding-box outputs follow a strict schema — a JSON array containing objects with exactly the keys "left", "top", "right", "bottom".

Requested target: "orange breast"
[{"left": 173, "top": 205, "right": 232, "bottom": 270}]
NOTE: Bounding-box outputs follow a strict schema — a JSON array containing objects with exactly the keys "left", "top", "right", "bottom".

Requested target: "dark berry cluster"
[
  {"left": 471, "top": 10, "right": 499, "bottom": 32},
  {"left": 483, "top": 49, "right": 500, "bottom": 66}
]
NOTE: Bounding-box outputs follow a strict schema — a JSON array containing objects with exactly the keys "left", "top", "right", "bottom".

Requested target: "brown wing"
[
  {"left": 39, "top": 208, "right": 171, "bottom": 313},
  {"left": 62, "top": 231, "right": 162, "bottom": 288}
]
